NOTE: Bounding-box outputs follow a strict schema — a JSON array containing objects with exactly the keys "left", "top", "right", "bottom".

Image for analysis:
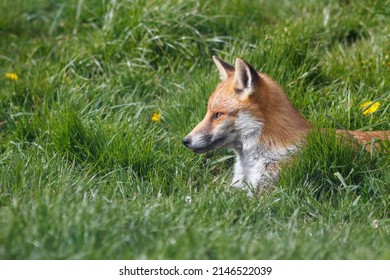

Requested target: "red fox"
[{"left": 182, "top": 56, "right": 389, "bottom": 195}]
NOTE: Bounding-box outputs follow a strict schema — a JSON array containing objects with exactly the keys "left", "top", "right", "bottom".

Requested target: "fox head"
[{"left": 182, "top": 56, "right": 265, "bottom": 153}]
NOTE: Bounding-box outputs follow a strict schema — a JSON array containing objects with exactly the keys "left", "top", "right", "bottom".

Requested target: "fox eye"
[{"left": 213, "top": 112, "right": 224, "bottom": 120}]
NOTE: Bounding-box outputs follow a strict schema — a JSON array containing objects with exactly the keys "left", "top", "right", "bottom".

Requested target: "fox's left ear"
[
  {"left": 234, "top": 58, "right": 260, "bottom": 98},
  {"left": 213, "top": 55, "right": 234, "bottom": 80}
]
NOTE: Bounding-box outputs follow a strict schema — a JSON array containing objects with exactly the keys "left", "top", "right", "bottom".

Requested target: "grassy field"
[{"left": 0, "top": 0, "right": 389, "bottom": 259}]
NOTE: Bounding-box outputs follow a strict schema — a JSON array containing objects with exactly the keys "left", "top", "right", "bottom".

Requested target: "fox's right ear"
[
  {"left": 212, "top": 55, "right": 234, "bottom": 81},
  {"left": 233, "top": 58, "right": 259, "bottom": 98}
]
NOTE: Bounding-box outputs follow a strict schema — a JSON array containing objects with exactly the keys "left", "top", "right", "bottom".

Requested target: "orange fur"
[
  {"left": 255, "top": 74, "right": 309, "bottom": 148},
  {"left": 336, "top": 130, "right": 389, "bottom": 151}
]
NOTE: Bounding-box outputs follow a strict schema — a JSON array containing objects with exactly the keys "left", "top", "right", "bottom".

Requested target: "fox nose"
[{"left": 182, "top": 137, "right": 191, "bottom": 147}]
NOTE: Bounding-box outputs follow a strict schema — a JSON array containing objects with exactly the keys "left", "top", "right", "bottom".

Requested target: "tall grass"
[{"left": 0, "top": 0, "right": 389, "bottom": 259}]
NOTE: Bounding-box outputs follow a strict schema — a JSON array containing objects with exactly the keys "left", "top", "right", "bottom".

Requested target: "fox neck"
[{"left": 256, "top": 74, "right": 309, "bottom": 150}]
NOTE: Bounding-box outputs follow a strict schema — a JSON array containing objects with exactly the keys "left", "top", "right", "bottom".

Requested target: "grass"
[{"left": 0, "top": 0, "right": 389, "bottom": 259}]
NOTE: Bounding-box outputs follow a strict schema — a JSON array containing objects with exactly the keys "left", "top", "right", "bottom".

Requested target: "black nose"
[{"left": 182, "top": 137, "right": 191, "bottom": 147}]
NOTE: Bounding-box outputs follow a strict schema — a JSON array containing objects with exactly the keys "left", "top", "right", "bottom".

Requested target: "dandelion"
[
  {"left": 360, "top": 101, "right": 381, "bottom": 116},
  {"left": 151, "top": 113, "right": 161, "bottom": 122},
  {"left": 5, "top": 72, "right": 19, "bottom": 81}
]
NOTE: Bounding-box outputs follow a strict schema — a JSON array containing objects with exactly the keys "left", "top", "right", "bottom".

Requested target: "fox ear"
[
  {"left": 212, "top": 55, "right": 234, "bottom": 81},
  {"left": 234, "top": 58, "right": 259, "bottom": 97}
]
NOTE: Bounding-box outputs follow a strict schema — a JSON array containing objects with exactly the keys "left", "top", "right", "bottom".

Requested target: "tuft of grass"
[
  {"left": 279, "top": 129, "right": 389, "bottom": 209},
  {"left": 0, "top": 0, "right": 389, "bottom": 259}
]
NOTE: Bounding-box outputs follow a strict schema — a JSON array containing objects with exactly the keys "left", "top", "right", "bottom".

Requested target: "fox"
[{"left": 182, "top": 56, "right": 389, "bottom": 195}]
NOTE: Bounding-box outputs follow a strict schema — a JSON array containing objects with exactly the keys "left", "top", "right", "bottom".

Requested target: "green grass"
[{"left": 0, "top": 0, "right": 389, "bottom": 259}]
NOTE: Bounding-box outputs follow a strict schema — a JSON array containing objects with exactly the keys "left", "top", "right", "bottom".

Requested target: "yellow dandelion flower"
[
  {"left": 151, "top": 113, "right": 161, "bottom": 122},
  {"left": 360, "top": 101, "right": 381, "bottom": 116},
  {"left": 5, "top": 72, "right": 19, "bottom": 81}
]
